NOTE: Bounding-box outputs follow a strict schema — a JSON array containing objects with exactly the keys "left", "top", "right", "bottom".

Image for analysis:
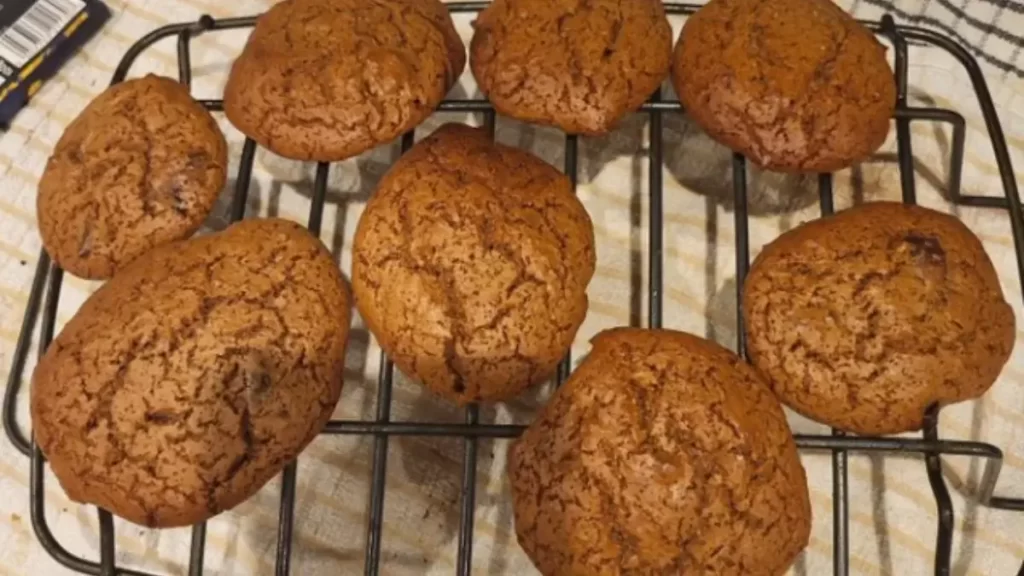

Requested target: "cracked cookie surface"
[
  {"left": 31, "top": 218, "right": 351, "bottom": 528},
  {"left": 743, "top": 202, "right": 1015, "bottom": 435},
  {"left": 224, "top": 0, "right": 465, "bottom": 162},
  {"left": 352, "top": 123, "right": 595, "bottom": 404},
  {"left": 470, "top": 0, "right": 672, "bottom": 135},
  {"left": 509, "top": 328, "right": 811, "bottom": 576},
  {"left": 672, "top": 0, "right": 896, "bottom": 172},
  {"left": 37, "top": 74, "right": 228, "bottom": 280}
]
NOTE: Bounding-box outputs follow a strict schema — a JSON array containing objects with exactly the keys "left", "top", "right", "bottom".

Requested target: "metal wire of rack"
[{"left": 3, "top": 2, "right": 1024, "bottom": 575}]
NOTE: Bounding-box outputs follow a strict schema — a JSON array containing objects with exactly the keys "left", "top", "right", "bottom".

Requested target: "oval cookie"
[
  {"left": 38, "top": 74, "right": 227, "bottom": 279},
  {"left": 509, "top": 328, "right": 811, "bottom": 575},
  {"left": 743, "top": 202, "right": 1015, "bottom": 434},
  {"left": 471, "top": 0, "right": 672, "bottom": 135},
  {"left": 672, "top": 0, "right": 895, "bottom": 172},
  {"left": 352, "top": 123, "right": 596, "bottom": 404},
  {"left": 224, "top": 0, "right": 465, "bottom": 161},
  {"left": 31, "top": 218, "right": 350, "bottom": 527}
]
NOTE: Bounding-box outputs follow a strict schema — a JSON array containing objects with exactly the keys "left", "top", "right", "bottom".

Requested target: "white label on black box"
[
  {"left": 0, "top": 0, "right": 85, "bottom": 68},
  {"left": 0, "top": 57, "right": 12, "bottom": 82}
]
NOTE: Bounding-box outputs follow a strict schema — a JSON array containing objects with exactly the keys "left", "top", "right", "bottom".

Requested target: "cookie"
[
  {"left": 351, "top": 123, "right": 595, "bottom": 404},
  {"left": 509, "top": 328, "right": 811, "bottom": 575},
  {"left": 672, "top": 0, "right": 896, "bottom": 173},
  {"left": 743, "top": 202, "right": 1015, "bottom": 435},
  {"left": 37, "top": 74, "right": 227, "bottom": 280},
  {"left": 31, "top": 218, "right": 351, "bottom": 528},
  {"left": 471, "top": 0, "right": 672, "bottom": 135},
  {"left": 224, "top": 0, "right": 465, "bottom": 161}
]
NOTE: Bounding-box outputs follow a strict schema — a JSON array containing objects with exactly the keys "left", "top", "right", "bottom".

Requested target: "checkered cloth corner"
[{"left": 845, "top": 0, "right": 1024, "bottom": 77}]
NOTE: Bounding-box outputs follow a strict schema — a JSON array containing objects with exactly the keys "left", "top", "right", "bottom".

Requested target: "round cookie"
[
  {"left": 352, "top": 123, "right": 595, "bottom": 405},
  {"left": 471, "top": 0, "right": 672, "bottom": 135},
  {"left": 509, "top": 328, "right": 811, "bottom": 576},
  {"left": 672, "top": 0, "right": 896, "bottom": 173},
  {"left": 37, "top": 74, "right": 227, "bottom": 279},
  {"left": 743, "top": 202, "right": 1015, "bottom": 435},
  {"left": 31, "top": 218, "right": 351, "bottom": 528},
  {"left": 224, "top": 0, "right": 465, "bottom": 162}
]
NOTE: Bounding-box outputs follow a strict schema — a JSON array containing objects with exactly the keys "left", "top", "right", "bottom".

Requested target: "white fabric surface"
[{"left": 1, "top": 1, "right": 1023, "bottom": 574}]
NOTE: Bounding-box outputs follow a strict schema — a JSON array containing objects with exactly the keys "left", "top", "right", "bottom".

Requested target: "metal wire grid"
[{"left": 3, "top": 2, "right": 1024, "bottom": 575}]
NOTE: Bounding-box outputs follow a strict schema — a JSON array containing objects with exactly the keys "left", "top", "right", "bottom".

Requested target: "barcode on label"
[{"left": 0, "top": 0, "right": 86, "bottom": 68}]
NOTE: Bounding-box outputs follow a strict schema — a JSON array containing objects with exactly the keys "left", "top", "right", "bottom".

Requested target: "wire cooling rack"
[{"left": 3, "top": 2, "right": 1024, "bottom": 575}]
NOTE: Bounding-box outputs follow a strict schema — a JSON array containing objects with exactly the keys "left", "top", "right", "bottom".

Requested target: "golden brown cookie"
[
  {"left": 471, "top": 0, "right": 672, "bottom": 135},
  {"left": 37, "top": 74, "right": 227, "bottom": 280},
  {"left": 352, "top": 123, "right": 595, "bottom": 404},
  {"left": 672, "top": 0, "right": 896, "bottom": 173},
  {"left": 509, "top": 328, "right": 811, "bottom": 576},
  {"left": 744, "top": 202, "right": 1015, "bottom": 435},
  {"left": 31, "top": 218, "right": 350, "bottom": 528},
  {"left": 224, "top": 0, "right": 465, "bottom": 161}
]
